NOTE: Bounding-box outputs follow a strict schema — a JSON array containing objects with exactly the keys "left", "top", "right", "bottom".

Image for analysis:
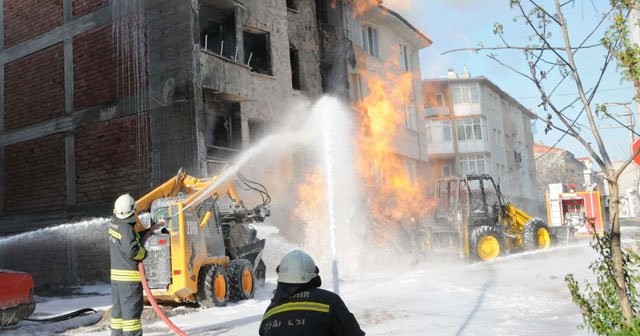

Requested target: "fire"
[{"left": 356, "top": 69, "right": 426, "bottom": 230}]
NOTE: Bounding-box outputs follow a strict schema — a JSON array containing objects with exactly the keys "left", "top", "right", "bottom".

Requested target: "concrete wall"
[{"left": 148, "top": 0, "right": 200, "bottom": 183}]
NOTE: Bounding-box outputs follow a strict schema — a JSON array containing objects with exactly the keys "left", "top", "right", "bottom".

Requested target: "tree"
[{"left": 445, "top": 0, "right": 640, "bottom": 331}]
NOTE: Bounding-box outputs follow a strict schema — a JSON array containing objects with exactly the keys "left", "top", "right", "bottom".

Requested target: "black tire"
[
  {"left": 197, "top": 264, "right": 229, "bottom": 307},
  {"left": 228, "top": 259, "right": 255, "bottom": 302},
  {"left": 470, "top": 225, "right": 504, "bottom": 261},
  {"left": 523, "top": 218, "right": 551, "bottom": 250},
  {"left": 254, "top": 259, "right": 266, "bottom": 287}
]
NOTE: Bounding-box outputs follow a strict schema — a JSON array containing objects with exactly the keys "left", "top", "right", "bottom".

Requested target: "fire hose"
[{"left": 139, "top": 232, "right": 188, "bottom": 336}]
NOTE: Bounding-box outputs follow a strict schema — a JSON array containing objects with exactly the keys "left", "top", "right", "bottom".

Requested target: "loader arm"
[
  {"left": 503, "top": 203, "right": 532, "bottom": 231},
  {"left": 133, "top": 169, "right": 246, "bottom": 232}
]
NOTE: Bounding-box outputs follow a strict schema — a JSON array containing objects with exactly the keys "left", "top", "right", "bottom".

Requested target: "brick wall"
[
  {"left": 4, "top": 134, "right": 66, "bottom": 214},
  {"left": 74, "top": 23, "right": 144, "bottom": 110},
  {"left": 73, "top": 0, "right": 109, "bottom": 18},
  {"left": 75, "top": 113, "right": 151, "bottom": 208},
  {"left": 4, "top": 44, "right": 65, "bottom": 130},
  {"left": 4, "top": 0, "right": 63, "bottom": 47},
  {"left": 0, "top": 219, "right": 111, "bottom": 286}
]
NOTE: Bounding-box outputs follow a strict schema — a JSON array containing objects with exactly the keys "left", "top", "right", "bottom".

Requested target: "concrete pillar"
[
  {"left": 0, "top": 0, "right": 4, "bottom": 50},
  {"left": 0, "top": 0, "right": 4, "bottom": 216},
  {"left": 63, "top": 0, "right": 76, "bottom": 208}
]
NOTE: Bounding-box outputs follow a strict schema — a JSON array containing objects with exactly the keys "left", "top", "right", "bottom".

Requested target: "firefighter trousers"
[{"left": 111, "top": 282, "right": 143, "bottom": 336}]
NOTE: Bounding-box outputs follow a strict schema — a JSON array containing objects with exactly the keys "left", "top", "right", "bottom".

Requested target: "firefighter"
[
  {"left": 259, "top": 250, "right": 365, "bottom": 336},
  {"left": 108, "top": 194, "right": 147, "bottom": 336}
]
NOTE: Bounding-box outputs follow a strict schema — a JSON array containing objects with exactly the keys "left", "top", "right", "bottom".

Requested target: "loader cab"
[{"left": 464, "top": 174, "right": 503, "bottom": 228}]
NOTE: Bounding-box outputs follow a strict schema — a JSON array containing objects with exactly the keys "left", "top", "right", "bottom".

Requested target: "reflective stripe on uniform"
[
  {"left": 110, "top": 269, "right": 141, "bottom": 282},
  {"left": 263, "top": 301, "right": 330, "bottom": 320},
  {"left": 122, "top": 318, "right": 142, "bottom": 332},
  {"left": 133, "top": 247, "right": 146, "bottom": 261},
  {"left": 111, "top": 318, "right": 123, "bottom": 329},
  {"left": 109, "top": 228, "right": 122, "bottom": 240}
]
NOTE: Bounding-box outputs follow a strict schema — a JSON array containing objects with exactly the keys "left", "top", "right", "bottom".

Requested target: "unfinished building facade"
[{"left": 0, "top": 0, "right": 324, "bottom": 233}]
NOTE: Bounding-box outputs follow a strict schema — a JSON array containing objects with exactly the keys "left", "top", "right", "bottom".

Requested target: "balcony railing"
[
  {"left": 425, "top": 107, "right": 450, "bottom": 117},
  {"left": 206, "top": 145, "right": 240, "bottom": 162}
]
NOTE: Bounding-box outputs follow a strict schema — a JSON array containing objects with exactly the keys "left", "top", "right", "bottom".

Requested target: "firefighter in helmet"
[
  {"left": 108, "top": 194, "right": 147, "bottom": 336},
  {"left": 259, "top": 250, "right": 365, "bottom": 336}
]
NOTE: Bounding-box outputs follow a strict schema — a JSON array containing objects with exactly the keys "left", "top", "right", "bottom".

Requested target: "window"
[
  {"left": 425, "top": 122, "right": 432, "bottom": 144},
  {"left": 441, "top": 121, "right": 452, "bottom": 141},
  {"left": 399, "top": 43, "right": 410, "bottom": 71},
  {"left": 290, "top": 45, "right": 301, "bottom": 90},
  {"left": 404, "top": 159, "right": 417, "bottom": 183},
  {"left": 350, "top": 73, "right": 364, "bottom": 103},
  {"left": 442, "top": 165, "right": 452, "bottom": 176},
  {"left": 244, "top": 29, "right": 272, "bottom": 75},
  {"left": 435, "top": 93, "right": 445, "bottom": 106},
  {"left": 362, "top": 25, "right": 379, "bottom": 57},
  {"left": 404, "top": 103, "right": 417, "bottom": 130},
  {"left": 455, "top": 118, "right": 486, "bottom": 141},
  {"left": 459, "top": 154, "right": 488, "bottom": 174},
  {"left": 492, "top": 128, "right": 497, "bottom": 146},
  {"left": 286, "top": 0, "right": 297, "bottom": 10},
  {"left": 451, "top": 82, "right": 480, "bottom": 104},
  {"left": 200, "top": 5, "right": 236, "bottom": 60}
]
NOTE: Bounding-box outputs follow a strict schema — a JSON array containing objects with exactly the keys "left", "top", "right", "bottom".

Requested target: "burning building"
[{"left": 0, "top": 0, "right": 432, "bottom": 285}]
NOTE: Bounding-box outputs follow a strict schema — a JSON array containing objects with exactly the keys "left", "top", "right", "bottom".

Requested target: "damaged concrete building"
[{"left": 0, "top": 0, "right": 430, "bottom": 285}]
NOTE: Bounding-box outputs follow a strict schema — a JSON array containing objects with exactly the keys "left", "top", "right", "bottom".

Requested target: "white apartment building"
[
  {"left": 422, "top": 70, "right": 539, "bottom": 209},
  {"left": 343, "top": 4, "right": 432, "bottom": 181}
]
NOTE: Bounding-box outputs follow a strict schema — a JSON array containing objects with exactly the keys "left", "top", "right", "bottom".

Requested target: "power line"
[{"left": 516, "top": 86, "right": 633, "bottom": 100}]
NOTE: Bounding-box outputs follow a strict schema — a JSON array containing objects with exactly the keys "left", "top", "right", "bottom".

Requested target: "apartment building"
[
  {"left": 342, "top": 3, "right": 431, "bottom": 185},
  {"left": 423, "top": 70, "right": 539, "bottom": 211}
]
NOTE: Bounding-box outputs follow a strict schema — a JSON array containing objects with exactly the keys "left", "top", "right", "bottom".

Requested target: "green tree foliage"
[{"left": 565, "top": 233, "right": 640, "bottom": 335}]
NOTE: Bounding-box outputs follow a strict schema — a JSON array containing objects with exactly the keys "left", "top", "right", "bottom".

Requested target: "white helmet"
[
  {"left": 276, "top": 250, "right": 319, "bottom": 284},
  {"left": 114, "top": 194, "right": 136, "bottom": 219}
]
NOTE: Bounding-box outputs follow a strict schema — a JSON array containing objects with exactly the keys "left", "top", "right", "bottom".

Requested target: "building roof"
[
  {"left": 379, "top": 5, "right": 432, "bottom": 48},
  {"left": 533, "top": 143, "right": 567, "bottom": 154}
]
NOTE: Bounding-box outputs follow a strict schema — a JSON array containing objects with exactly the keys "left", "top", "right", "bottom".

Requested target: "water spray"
[{"left": 321, "top": 104, "right": 340, "bottom": 294}]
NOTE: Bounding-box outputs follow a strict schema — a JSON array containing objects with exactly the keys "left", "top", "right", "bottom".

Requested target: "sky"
[{"left": 384, "top": 0, "right": 638, "bottom": 164}]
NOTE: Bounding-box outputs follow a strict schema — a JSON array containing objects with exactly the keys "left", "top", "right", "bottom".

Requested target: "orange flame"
[{"left": 356, "top": 69, "right": 426, "bottom": 229}]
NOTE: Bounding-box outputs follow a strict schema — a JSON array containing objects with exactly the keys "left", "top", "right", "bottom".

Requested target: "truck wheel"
[
  {"left": 523, "top": 219, "right": 551, "bottom": 250},
  {"left": 228, "top": 259, "right": 255, "bottom": 302},
  {"left": 470, "top": 225, "right": 503, "bottom": 261},
  {"left": 197, "top": 264, "right": 229, "bottom": 307}
]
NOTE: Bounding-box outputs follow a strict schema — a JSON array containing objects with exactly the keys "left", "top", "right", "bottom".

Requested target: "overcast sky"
[{"left": 385, "top": 0, "right": 637, "bottom": 163}]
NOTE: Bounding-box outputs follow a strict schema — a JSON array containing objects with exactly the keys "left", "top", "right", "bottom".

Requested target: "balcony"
[
  {"left": 425, "top": 107, "right": 450, "bottom": 118},
  {"left": 206, "top": 145, "right": 240, "bottom": 163}
]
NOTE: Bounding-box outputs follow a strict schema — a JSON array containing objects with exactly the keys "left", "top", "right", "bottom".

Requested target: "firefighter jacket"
[
  {"left": 108, "top": 216, "right": 147, "bottom": 282},
  {"left": 259, "top": 276, "right": 365, "bottom": 336}
]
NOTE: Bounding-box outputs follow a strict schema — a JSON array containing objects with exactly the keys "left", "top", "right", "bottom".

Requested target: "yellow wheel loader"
[
  {"left": 132, "top": 168, "right": 270, "bottom": 307},
  {"left": 427, "top": 174, "right": 551, "bottom": 262}
]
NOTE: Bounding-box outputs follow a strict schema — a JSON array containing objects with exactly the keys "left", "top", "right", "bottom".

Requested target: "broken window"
[
  {"left": 248, "top": 119, "right": 269, "bottom": 145},
  {"left": 205, "top": 101, "right": 242, "bottom": 151},
  {"left": 199, "top": 4, "right": 237, "bottom": 60},
  {"left": 286, "top": 0, "right": 297, "bottom": 11},
  {"left": 244, "top": 29, "right": 272, "bottom": 75},
  {"left": 289, "top": 45, "right": 301, "bottom": 90}
]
